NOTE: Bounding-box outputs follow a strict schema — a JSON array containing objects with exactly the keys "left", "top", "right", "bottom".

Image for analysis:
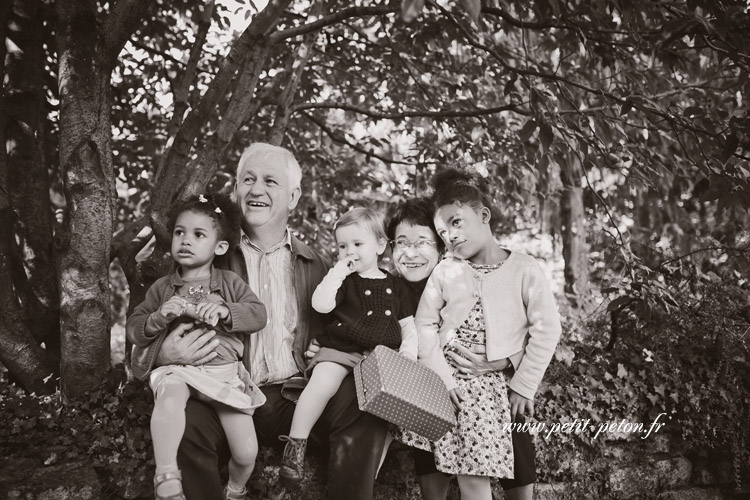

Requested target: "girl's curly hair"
[
  {"left": 430, "top": 167, "right": 502, "bottom": 230},
  {"left": 168, "top": 193, "right": 242, "bottom": 249}
]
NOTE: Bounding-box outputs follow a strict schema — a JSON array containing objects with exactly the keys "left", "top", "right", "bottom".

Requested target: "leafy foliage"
[
  {"left": 0, "top": 365, "right": 154, "bottom": 468},
  {"left": 536, "top": 273, "right": 750, "bottom": 495}
]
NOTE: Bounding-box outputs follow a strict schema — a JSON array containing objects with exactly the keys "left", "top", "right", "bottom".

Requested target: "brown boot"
[{"left": 278, "top": 435, "right": 307, "bottom": 486}]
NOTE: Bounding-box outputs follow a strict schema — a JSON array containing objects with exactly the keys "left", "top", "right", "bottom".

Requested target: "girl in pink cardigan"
[{"left": 415, "top": 168, "right": 561, "bottom": 500}]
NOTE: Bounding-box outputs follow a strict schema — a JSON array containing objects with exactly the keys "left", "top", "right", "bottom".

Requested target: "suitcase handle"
[{"left": 353, "top": 359, "right": 368, "bottom": 405}]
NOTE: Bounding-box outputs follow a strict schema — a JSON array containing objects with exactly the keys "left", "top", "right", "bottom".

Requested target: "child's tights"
[
  {"left": 151, "top": 377, "right": 258, "bottom": 496},
  {"left": 289, "top": 361, "right": 350, "bottom": 439}
]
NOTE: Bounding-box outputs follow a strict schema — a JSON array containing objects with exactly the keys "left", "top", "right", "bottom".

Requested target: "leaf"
[
  {"left": 519, "top": 119, "right": 537, "bottom": 142},
  {"left": 607, "top": 295, "right": 632, "bottom": 312},
  {"left": 620, "top": 100, "right": 633, "bottom": 116},
  {"left": 683, "top": 106, "right": 704, "bottom": 118},
  {"left": 617, "top": 363, "right": 628, "bottom": 378},
  {"left": 554, "top": 343, "right": 575, "bottom": 366},
  {"left": 461, "top": 0, "right": 481, "bottom": 23},
  {"left": 401, "top": 0, "right": 425, "bottom": 23},
  {"left": 539, "top": 123, "right": 553, "bottom": 152},
  {"left": 721, "top": 134, "right": 739, "bottom": 163}
]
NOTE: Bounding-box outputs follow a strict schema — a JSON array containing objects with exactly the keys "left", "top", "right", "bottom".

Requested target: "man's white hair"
[{"left": 236, "top": 143, "right": 302, "bottom": 190}]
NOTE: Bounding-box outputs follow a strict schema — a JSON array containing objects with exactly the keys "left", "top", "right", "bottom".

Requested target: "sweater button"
[
  {"left": 386, "top": 288, "right": 392, "bottom": 294},
  {"left": 364, "top": 289, "right": 371, "bottom": 296},
  {"left": 367, "top": 310, "right": 373, "bottom": 316},
  {"left": 384, "top": 310, "right": 391, "bottom": 316}
]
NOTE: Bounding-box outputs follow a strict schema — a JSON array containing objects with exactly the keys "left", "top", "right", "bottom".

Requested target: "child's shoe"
[
  {"left": 153, "top": 470, "right": 187, "bottom": 500},
  {"left": 223, "top": 484, "right": 247, "bottom": 500},
  {"left": 278, "top": 435, "right": 307, "bottom": 486}
]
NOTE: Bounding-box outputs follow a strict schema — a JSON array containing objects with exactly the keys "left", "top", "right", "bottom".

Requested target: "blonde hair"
[
  {"left": 237, "top": 143, "right": 302, "bottom": 190},
  {"left": 334, "top": 207, "right": 387, "bottom": 242}
]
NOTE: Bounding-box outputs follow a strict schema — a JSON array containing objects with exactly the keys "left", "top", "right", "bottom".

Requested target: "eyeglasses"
[{"left": 390, "top": 238, "right": 437, "bottom": 252}]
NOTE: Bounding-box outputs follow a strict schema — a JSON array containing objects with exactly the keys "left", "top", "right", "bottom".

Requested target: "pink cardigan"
[{"left": 416, "top": 251, "right": 561, "bottom": 400}]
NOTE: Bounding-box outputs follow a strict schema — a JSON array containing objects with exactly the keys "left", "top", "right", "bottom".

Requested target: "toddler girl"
[
  {"left": 416, "top": 168, "right": 561, "bottom": 500},
  {"left": 278, "top": 206, "right": 418, "bottom": 485},
  {"left": 127, "top": 194, "right": 267, "bottom": 500}
]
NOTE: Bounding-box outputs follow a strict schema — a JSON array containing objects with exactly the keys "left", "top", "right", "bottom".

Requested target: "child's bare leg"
[
  {"left": 456, "top": 474, "right": 492, "bottom": 500},
  {"left": 151, "top": 378, "right": 191, "bottom": 496},
  {"left": 418, "top": 472, "right": 451, "bottom": 500},
  {"left": 289, "top": 362, "right": 349, "bottom": 439},
  {"left": 215, "top": 406, "right": 258, "bottom": 494},
  {"left": 504, "top": 484, "right": 533, "bottom": 500}
]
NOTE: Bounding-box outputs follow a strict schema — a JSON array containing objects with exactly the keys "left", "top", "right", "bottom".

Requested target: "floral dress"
[{"left": 397, "top": 262, "right": 514, "bottom": 478}]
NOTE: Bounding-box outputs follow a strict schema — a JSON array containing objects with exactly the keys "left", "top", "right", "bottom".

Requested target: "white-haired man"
[{"left": 133, "top": 143, "right": 389, "bottom": 500}]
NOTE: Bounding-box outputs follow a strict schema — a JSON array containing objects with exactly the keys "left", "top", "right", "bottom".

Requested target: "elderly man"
[{"left": 132, "top": 143, "right": 388, "bottom": 500}]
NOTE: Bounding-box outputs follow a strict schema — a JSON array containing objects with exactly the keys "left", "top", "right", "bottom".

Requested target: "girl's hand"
[
  {"left": 447, "top": 343, "right": 510, "bottom": 379},
  {"left": 334, "top": 256, "right": 357, "bottom": 276},
  {"left": 193, "top": 302, "right": 229, "bottom": 327},
  {"left": 304, "top": 339, "right": 321, "bottom": 360},
  {"left": 448, "top": 387, "right": 465, "bottom": 412},
  {"left": 509, "top": 390, "right": 534, "bottom": 420},
  {"left": 159, "top": 296, "right": 187, "bottom": 320}
]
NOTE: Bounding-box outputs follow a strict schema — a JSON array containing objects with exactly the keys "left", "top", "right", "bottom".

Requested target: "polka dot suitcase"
[{"left": 354, "top": 345, "right": 456, "bottom": 441}]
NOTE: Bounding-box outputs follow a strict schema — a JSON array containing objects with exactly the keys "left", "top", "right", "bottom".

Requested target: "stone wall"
[{"left": 1, "top": 434, "right": 745, "bottom": 499}]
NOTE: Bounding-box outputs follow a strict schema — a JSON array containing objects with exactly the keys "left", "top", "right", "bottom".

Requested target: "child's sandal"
[{"left": 153, "top": 470, "right": 187, "bottom": 500}]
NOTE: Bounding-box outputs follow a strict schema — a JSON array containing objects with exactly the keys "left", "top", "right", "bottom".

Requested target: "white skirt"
[{"left": 149, "top": 361, "right": 266, "bottom": 415}]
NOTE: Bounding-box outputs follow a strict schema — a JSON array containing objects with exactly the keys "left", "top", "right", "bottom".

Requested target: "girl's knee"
[
  {"left": 458, "top": 475, "right": 491, "bottom": 498},
  {"left": 231, "top": 435, "right": 258, "bottom": 467}
]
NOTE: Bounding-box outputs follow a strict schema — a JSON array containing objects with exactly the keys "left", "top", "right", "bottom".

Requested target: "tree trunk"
[
  {"left": 6, "top": 0, "right": 61, "bottom": 357},
  {"left": 560, "top": 155, "right": 589, "bottom": 308},
  {"left": 0, "top": 0, "right": 57, "bottom": 394},
  {"left": 55, "top": 0, "right": 116, "bottom": 399}
]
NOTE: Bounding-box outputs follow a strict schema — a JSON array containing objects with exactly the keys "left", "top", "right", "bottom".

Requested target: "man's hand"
[
  {"left": 155, "top": 322, "right": 220, "bottom": 367},
  {"left": 447, "top": 343, "right": 510, "bottom": 379},
  {"left": 509, "top": 390, "right": 534, "bottom": 420}
]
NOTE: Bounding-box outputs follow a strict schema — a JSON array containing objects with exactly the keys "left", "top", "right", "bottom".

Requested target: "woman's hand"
[
  {"left": 446, "top": 343, "right": 510, "bottom": 379},
  {"left": 304, "top": 338, "right": 321, "bottom": 360},
  {"left": 155, "top": 322, "right": 219, "bottom": 366},
  {"left": 448, "top": 387, "right": 466, "bottom": 412}
]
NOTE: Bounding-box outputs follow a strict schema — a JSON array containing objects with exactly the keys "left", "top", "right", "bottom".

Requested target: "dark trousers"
[{"left": 177, "top": 374, "right": 388, "bottom": 500}]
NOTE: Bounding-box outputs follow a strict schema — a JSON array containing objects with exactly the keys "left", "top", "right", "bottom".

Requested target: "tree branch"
[
  {"left": 102, "top": 0, "right": 153, "bottom": 66},
  {"left": 301, "top": 112, "right": 416, "bottom": 166},
  {"left": 431, "top": 1, "right": 723, "bottom": 143},
  {"left": 292, "top": 102, "right": 528, "bottom": 119},
  {"left": 269, "top": 0, "right": 323, "bottom": 145},
  {"left": 166, "top": 1, "right": 216, "bottom": 138},
  {"left": 270, "top": 4, "right": 398, "bottom": 42},
  {"left": 149, "top": 0, "right": 292, "bottom": 242}
]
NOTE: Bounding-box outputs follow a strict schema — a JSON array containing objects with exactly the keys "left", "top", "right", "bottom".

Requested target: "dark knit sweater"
[{"left": 316, "top": 271, "right": 416, "bottom": 353}]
